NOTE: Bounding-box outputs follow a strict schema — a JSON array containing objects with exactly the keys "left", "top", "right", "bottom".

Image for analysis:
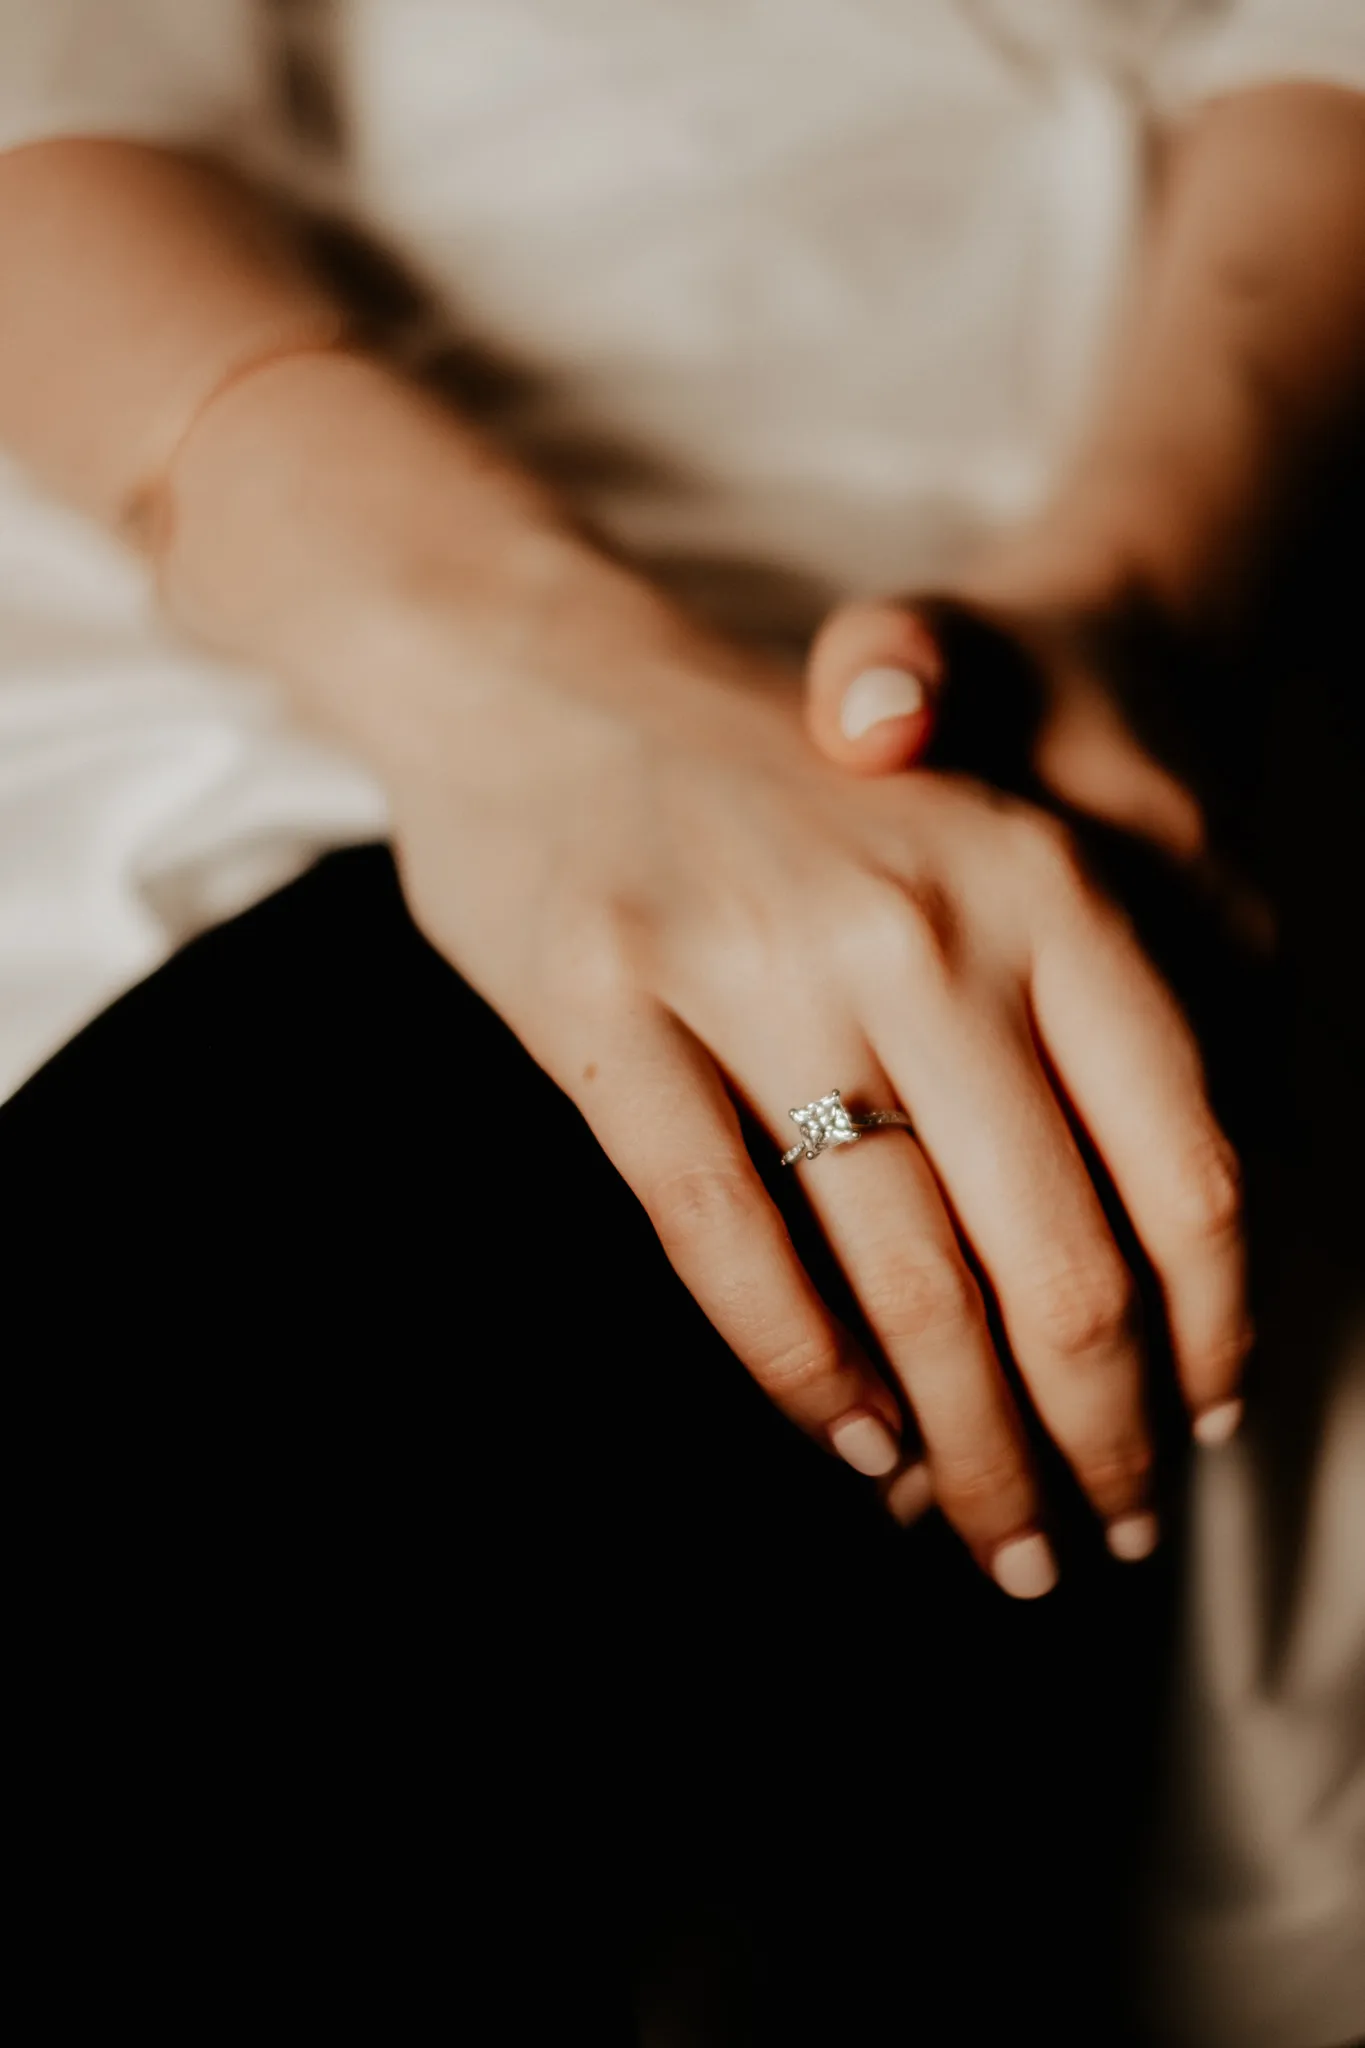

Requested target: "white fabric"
[
  {"left": 0, "top": 14, "right": 1362, "bottom": 2040},
  {"left": 0, "top": 0, "right": 1362, "bottom": 1093},
  {"left": 1149, "top": 0, "right": 1365, "bottom": 111},
  {"left": 0, "top": 0, "right": 267, "bottom": 156},
  {"left": 1149, "top": 1339, "right": 1365, "bottom": 2048},
  {"left": 0, "top": 462, "right": 385, "bottom": 1073},
  {"left": 0, "top": 0, "right": 384, "bottom": 1077}
]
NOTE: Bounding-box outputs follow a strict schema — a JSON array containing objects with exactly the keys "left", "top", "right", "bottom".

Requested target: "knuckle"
[
  {"left": 860, "top": 1249, "right": 978, "bottom": 1345},
  {"left": 933, "top": 1445, "right": 1030, "bottom": 1522},
  {"left": 1024, "top": 1257, "right": 1136, "bottom": 1362},
  {"left": 1077, "top": 1438, "right": 1155, "bottom": 1501},
  {"left": 1016, "top": 810, "right": 1085, "bottom": 888},
  {"left": 844, "top": 878, "right": 958, "bottom": 993},
  {"left": 751, "top": 1327, "right": 844, "bottom": 1398},
  {"left": 1190, "top": 1318, "right": 1255, "bottom": 1391},
  {"left": 690, "top": 917, "right": 778, "bottom": 1001},
  {"left": 894, "top": 877, "right": 963, "bottom": 970},
  {"left": 1171, "top": 1132, "right": 1244, "bottom": 1241},
  {"left": 645, "top": 1161, "right": 754, "bottom": 1250},
  {"left": 1012, "top": 812, "right": 1108, "bottom": 926},
  {"left": 546, "top": 927, "right": 637, "bottom": 1013}
]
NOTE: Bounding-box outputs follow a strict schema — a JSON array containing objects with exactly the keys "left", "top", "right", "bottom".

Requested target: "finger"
[
  {"left": 574, "top": 1006, "right": 906, "bottom": 1474},
  {"left": 740, "top": 1059, "right": 1058, "bottom": 1596},
  {"left": 810, "top": 596, "right": 1210, "bottom": 863},
  {"left": 880, "top": 1459, "right": 935, "bottom": 1529},
  {"left": 1025, "top": 850, "right": 1251, "bottom": 1441},
  {"left": 865, "top": 973, "right": 1159, "bottom": 1560},
  {"left": 1033, "top": 674, "right": 1206, "bottom": 860},
  {"left": 805, "top": 600, "right": 942, "bottom": 774}
]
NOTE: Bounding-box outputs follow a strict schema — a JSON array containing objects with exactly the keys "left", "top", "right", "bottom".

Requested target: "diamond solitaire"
[{"left": 780, "top": 1089, "right": 914, "bottom": 1167}]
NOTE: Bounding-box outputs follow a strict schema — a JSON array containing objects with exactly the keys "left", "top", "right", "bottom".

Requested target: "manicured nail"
[
  {"left": 829, "top": 1411, "right": 901, "bottom": 1477},
  {"left": 1194, "top": 1398, "right": 1243, "bottom": 1447},
  {"left": 991, "top": 1532, "right": 1059, "bottom": 1600},
  {"left": 839, "top": 666, "right": 926, "bottom": 740},
  {"left": 1106, "top": 1511, "right": 1159, "bottom": 1562},
  {"left": 884, "top": 1461, "right": 934, "bottom": 1527}
]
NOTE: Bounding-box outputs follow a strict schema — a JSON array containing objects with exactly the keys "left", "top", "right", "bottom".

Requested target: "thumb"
[
  {"left": 811, "top": 594, "right": 1207, "bottom": 863},
  {"left": 805, "top": 599, "right": 943, "bottom": 774}
]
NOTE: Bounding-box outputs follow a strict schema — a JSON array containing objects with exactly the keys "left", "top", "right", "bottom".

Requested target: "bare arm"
[
  {"left": 1039, "top": 80, "right": 1365, "bottom": 632},
  {"left": 0, "top": 134, "right": 1251, "bottom": 1582},
  {"left": 0, "top": 139, "right": 643, "bottom": 770},
  {"left": 808, "top": 83, "right": 1365, "bottom": 820}
]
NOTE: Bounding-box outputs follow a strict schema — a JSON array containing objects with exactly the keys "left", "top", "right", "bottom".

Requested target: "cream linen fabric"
[{"left": 0, "top": 7, "right": 1362, "bottom": 2043}]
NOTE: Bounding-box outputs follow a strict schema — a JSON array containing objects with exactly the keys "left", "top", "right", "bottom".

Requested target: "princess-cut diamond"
[{"left": 788, "top": 1089, "right": 859, "bottom": 1160}]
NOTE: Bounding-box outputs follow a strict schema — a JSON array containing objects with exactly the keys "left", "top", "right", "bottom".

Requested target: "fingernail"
[
  {"left": 829, "top": 1410, "right": 901, "bottom": 1477},
  {"left": 839, "top": 666, "right": 926, "bottom": 740},
  {"left": 991, "top": 1532, "right": 1059, "bottom": 1600},
  {"left": 884, "top": 1461, "right": 934, "bottom": 1526},
  {"left": 1106, "top": 1511, "right": 1159, "bottom": 1562},
  {"left": 1194, "top": 1397, "right": 1243, "bottom": 1447}
]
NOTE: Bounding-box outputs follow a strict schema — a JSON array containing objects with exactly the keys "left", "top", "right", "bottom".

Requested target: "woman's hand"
[
  {"left": 384, "top": 543, "right": 1249, "bottom": 1595},
  {"left": 803, "top": 547, "right": 1210, "bottom": 860},
  {"left": 801, "top": 508, "right": 1286, "bottom": 969}
]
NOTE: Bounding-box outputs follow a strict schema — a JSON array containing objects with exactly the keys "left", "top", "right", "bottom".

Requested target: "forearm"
[
  {"left": 986, "top": 83, "right": 1365, "bottom": 639},
  {"left": 0, "top": 140, "right": 655, "bottom": 772},
  {"left": 156, "top": 345, "right": 681, "bottom": 779}
]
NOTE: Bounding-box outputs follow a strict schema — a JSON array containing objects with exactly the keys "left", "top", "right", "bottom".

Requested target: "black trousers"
[{"left": 7, "top": 848, "right": 1178, "bottom": 2044}]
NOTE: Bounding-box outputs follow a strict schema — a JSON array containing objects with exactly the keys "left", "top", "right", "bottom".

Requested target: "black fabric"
[{"left": 6, "top": 847, "right": 1175, "bottom": 2044}]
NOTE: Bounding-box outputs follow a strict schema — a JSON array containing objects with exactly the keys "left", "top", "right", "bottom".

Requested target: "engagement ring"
[{"left": 781, "top": 1089, "right": 915, "bottom": 1167}]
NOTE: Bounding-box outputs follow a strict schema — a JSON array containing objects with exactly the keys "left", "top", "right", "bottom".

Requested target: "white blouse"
[
  {"left": 0, "top": 8, "right": 1362, "bottom": 2044},
  {"left": 1, "top": 0, "right": 1362, "bottom": 1099}
]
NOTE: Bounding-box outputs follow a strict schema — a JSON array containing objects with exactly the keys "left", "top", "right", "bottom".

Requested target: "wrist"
[
  {"left": 336, "top": 526, "right": 708, "bottom": 785},
  {"left": 159, "top": 347, "right": 745, "bottom": 791},
  {"left": 157, "top": 348, "right": 657, "bottom": 761}
]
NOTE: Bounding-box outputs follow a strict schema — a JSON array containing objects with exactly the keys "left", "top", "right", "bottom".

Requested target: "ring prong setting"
[
  {"left": 785, "top": 1089, "right": 860, "bottom": 1163},
  {"left": 781, "top": 1089, "right": 914, "bottom": 1168}
]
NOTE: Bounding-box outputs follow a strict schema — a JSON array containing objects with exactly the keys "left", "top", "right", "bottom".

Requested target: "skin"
[
  {"left": 800, "top": 82, "right": 1365, "bottom": 1514},
  {"left": 805, "top": 83, "right": 1365, "bottom": 829},
  {"left": 7, "top": 85, "right": 1355, "bottom": 1592}
]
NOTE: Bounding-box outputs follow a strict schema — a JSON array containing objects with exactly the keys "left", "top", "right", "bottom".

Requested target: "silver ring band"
[{"left": 781, "top": 1088, "right": 915, "bottom": 1166}]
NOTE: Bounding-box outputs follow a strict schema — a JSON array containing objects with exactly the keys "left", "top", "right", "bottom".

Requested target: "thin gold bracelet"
[{"left": 117, "top": 311, "right": 354, "bottom": 560}]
